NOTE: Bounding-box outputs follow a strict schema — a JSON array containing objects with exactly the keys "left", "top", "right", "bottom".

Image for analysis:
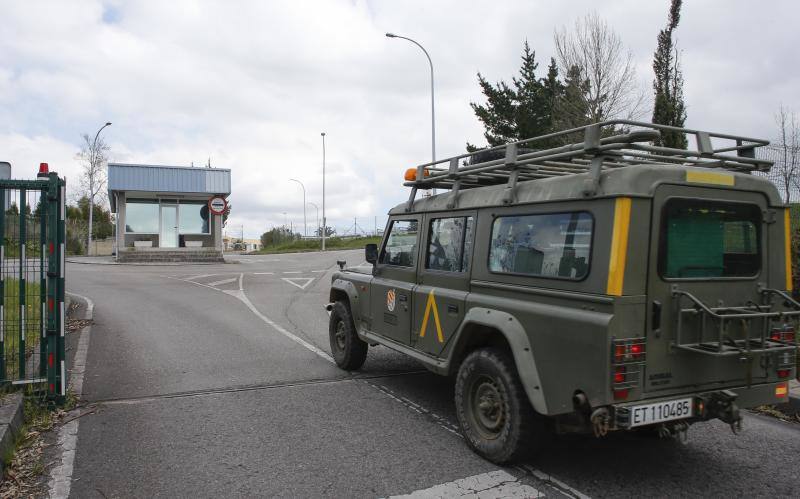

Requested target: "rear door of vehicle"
[
  {"left": 412, "top": 212, "right": 476, "bottom": 356},
  {"left": 645, "top": 183, "right": 771, "bottom": 393}
]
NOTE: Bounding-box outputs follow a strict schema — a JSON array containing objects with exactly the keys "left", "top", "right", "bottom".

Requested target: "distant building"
[{"left": 108, "top": 163, "right": 231, "bottom": 261}]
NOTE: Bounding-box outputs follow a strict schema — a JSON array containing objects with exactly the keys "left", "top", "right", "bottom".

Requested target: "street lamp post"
[
  {"left": 307, "top": 201, "right": 319, "bottom": 237},
  {"left": 386, "top": 33, "right": 435, "bottom": 166},
  {"left": 321, "top": 132, "right": 327, "bottom": 251},
  {"left": 289, "top": 178, "right": 307, "bottom": 237},
  {"left": 88, "top": 122, "right": 112, "bottom": 254}
]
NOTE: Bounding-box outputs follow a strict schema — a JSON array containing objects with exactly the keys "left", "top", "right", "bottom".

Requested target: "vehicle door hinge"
[{"left": 762, "top": 209, "right": 776, "bottom": 224}]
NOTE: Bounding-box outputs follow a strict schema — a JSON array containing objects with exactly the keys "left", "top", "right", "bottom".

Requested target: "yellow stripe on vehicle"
[
  {"left": 685, "top": 170, "right": 735, "bottom": 186},
  {"left": 607, "top": 197, "right": 632, "bottom": 296},
  {"left": 785, "top": 208, "right": 793, "bottom": 291}
]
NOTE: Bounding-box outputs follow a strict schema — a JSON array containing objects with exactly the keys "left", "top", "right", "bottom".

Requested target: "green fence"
[{"left": 0, "top": 172, "right": 66, "bottom": 401}]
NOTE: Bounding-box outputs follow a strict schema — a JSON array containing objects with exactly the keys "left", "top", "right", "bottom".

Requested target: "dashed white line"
[
  {"left": 282, "top": 271, "right": 302, "bottom": 274},
  {"left": 253, "top": 272, "right": 274, "bottom": 275}
]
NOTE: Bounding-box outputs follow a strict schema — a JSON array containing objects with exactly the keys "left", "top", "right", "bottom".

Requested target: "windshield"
[{"left": 659, "top": 199, "right": 761, "bottom": 279}]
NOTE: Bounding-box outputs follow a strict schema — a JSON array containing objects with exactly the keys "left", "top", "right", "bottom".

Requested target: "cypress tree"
[{"left": 652, "top": 0, "right": 687, "bottom": 148}]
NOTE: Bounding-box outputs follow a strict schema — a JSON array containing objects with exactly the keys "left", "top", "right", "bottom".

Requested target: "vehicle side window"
[
  {"left": 489, "top": 212, "right": 593, "bottom": 279},
  {"left": 426, "top": 216, "right": 474, "bottom": 272},
  {"left": 379, "top": 219, "right": 419, "bottom": 267}
]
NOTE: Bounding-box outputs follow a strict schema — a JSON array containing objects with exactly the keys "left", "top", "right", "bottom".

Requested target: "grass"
[
  {"left": 2, "top": 279, "right": 43, "bottom": 381},
  {"left": 256, "top": 236, "right": 382, "bottom": 255}
]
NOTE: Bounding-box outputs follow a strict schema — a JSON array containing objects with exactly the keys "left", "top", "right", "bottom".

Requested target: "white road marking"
[
  {"left": 521, "top": 466, "right": 590, "bottom": 499},
  {"left": 281, "top": 277, "right": 315, "bottom": 290},
  {"left": 311, "top": 270, "right": 327, "bottom": 273},
  {"left": 168, "top": 274, "right": 334, "bottom": 363},
  {"left": 208, "top": 277, "right": 238, "bottom": 287},
  {"left": 253, "top": 272, "right": 274, "bottom": 275},
  {"left": 389, "top": 470, "right": 541, "bottom": 499},
  {"left": 49, "top": 292, "right": 94, "bottom": 499},
  {"left": 282, "top": 271, "right": 302, "bottom": 274},
  {"left": 184, "top": 274, "right": 217, "bottom": 281}
]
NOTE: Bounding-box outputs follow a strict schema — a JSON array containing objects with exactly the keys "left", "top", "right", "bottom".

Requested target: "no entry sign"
[{"left": 208, "top": 196, "right": 227, "bottom": 215}]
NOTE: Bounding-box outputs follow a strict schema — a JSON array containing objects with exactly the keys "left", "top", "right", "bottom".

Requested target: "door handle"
[
  {"left": 447, "top": 304, "right": 459, "bottom": 314},
  {"left": 398, "top": 294, "right": 408, "bottom": 303},
  {"left": 651, "top": 300, "right": 662, "bottom": 332}
]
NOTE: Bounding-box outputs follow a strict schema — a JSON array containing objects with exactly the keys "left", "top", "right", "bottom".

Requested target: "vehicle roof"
[{"left": 389, "top": 164, "right": 783, "bottom": 215}]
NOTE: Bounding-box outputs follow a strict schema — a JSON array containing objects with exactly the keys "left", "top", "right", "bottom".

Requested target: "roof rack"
[{"left": 403, "top": 120, "right": 773, "bottom": 210}]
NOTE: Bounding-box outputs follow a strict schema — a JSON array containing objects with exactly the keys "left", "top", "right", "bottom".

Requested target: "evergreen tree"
[
  {"left": 652, "top": 0, "right": 687, "bottom": 148},
  {"left": 470, "top": 42, "right": 562, "bottom": 149}
]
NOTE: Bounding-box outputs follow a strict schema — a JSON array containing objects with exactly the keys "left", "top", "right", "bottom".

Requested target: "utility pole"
[{"left": 321, "top": 132, "right": 327, "bottom": 251}]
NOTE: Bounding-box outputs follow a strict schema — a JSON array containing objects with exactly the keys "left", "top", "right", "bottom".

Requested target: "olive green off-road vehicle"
[{"left": 326, "top": 120, "right": 799, "bottom": 464}]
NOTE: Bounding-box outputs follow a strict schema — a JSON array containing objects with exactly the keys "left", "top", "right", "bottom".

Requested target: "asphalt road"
[{"left": 57, "top": 250, "right": 800, "bottom": 498}]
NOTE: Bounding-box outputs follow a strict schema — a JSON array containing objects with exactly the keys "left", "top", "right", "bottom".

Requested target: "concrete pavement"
[{"left": 50, "top": 249, "right": 800, "bottom": 498}]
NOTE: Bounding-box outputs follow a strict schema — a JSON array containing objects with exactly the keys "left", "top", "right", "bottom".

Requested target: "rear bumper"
[{"left": 612, "top": 381, "right": 792, "bottom": 429}]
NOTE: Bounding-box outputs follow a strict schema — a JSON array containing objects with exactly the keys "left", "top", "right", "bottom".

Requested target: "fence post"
[
  {"left": 57, "top": 176, "right": 66, "bottom": 400},
  {"left": 0, "top": 188, "right": 4, "bottom": 382},
  {"left": 18, "top": 188, "right": 25, "bottom": 379},
  {"left": 45, "top": 173, "right": 65, "bottom": 400}
]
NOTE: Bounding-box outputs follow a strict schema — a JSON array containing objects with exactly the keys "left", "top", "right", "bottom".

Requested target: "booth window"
[
  {"left": 179, "top": 202, "right": 210, "bottom": 234},
  {"left": 125, "top": 200, "right": 159, "bottom": 233}
]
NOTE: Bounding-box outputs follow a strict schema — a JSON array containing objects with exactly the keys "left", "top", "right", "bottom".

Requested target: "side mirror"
[{"left": 365, "top": 243, "right": 378, "bottom": 264}]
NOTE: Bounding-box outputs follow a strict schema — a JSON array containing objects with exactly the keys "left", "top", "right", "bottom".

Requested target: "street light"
[
  {"left": 307, "top": 201, "right": 319, "bottom": 237},
  {"left": 321, "top": 132, "right": 327, "bottom": 251},
  {"left": 385, "top": 33, "right": 436, "bottom": 166},
  {"left": 88, "top": 121, "right": 112, "bottom": 254},
  {"left": 289, "top": 178, "right": 307, "bottom": 237}
]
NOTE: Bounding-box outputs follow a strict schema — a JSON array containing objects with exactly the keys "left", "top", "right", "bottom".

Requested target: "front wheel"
[
  {"left": 454, "top": 348, "right": 543, "bottom": 464},
  {"left": 329, "top": 301, "right": 367, "bottom": 371}
]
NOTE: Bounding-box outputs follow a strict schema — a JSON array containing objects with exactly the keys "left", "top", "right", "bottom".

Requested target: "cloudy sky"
[{"left": 1, "top": 0, "right": 798, "bottom": 238}]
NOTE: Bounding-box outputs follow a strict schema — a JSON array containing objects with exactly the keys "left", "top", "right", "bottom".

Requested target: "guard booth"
[
  {"left": 108, "top": 163, "right": 230, "bottom": 262},
  {"left": 0, "top": 162, "right": 66, "bottom": 401}
]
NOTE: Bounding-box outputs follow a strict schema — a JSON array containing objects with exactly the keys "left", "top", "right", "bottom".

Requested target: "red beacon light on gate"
[{"left": 37, "top": 162, "right": 49, "bottom": 177}]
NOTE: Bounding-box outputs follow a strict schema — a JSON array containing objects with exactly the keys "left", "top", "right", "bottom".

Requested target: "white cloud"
[{"left": 0, "top": 0, "right": 798, "bottom": 238}]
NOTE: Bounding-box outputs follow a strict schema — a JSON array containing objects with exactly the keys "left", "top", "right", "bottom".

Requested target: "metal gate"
[{"left": 0, "top": 169, "right": 65, "bottom": 401}]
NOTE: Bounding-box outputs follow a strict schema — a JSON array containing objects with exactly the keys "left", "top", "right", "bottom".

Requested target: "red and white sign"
[{"left": 208, "top": 196, "right": 227, "bottom": 216}]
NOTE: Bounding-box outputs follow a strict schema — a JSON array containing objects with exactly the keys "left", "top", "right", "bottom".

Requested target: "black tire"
[
  {"left": 454, "top": 348, "right": 543, "bottom": 464},
  {"left": 329, "top": 301, "right": 367, "bottom": 371}
]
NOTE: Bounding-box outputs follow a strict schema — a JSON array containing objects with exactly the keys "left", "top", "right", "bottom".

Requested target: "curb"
[{"left": 0, "top": 392, "right": 24, "bottom": 476}]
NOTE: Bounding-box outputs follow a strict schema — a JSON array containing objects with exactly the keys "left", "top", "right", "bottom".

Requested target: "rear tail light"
[
  {"left": 610, "top": 338, "right": 645, "bottom": 401},
  {"left": 777, "top": 369, "right": 791, "bottom": 378},
  {"left": 770, "top": 325, "right": 795, "bottom": 343},
  {"left": 614, "top": 366, "right": 626, "bottom": 384}
]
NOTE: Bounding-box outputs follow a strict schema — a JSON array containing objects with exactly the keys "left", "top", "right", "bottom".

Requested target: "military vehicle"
[{"left": 326, "top": 120, "right": 799, "bottom": 464}]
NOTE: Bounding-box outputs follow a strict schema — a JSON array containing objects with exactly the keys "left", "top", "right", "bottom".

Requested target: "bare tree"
[
  {"left": 774, "top": 105, "right": 800, "bottom": 204},
  {"left": 553, "top": 12, "right": 646, "bottom": 124},
  {"left": 77, "top": 131, "right": 111, "bottom": 253}
]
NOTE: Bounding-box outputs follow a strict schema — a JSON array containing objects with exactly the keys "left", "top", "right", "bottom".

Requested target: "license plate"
[{"left": 629, "top": 398, "right": 693, "bottom": 427}]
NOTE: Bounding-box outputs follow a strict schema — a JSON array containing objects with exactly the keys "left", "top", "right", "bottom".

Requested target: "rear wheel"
[
  {"left": 329, "top": 301, "right": 367, "bottom": 371},
  {"left": 454, "top": 348, "right": 543, "bottom": 464}
]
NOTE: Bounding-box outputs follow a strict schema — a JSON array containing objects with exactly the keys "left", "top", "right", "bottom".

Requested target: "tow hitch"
[{"left": 702, "top": 390, "right": 743, "bottom": 434}]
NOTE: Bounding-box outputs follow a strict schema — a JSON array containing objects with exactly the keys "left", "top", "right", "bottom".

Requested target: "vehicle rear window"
[
  {"left": 489, "top": 212, "right": 593, "bottom": 279},
  {"left": 659, "top": 199, "right": 761, "bottom": 278}
]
